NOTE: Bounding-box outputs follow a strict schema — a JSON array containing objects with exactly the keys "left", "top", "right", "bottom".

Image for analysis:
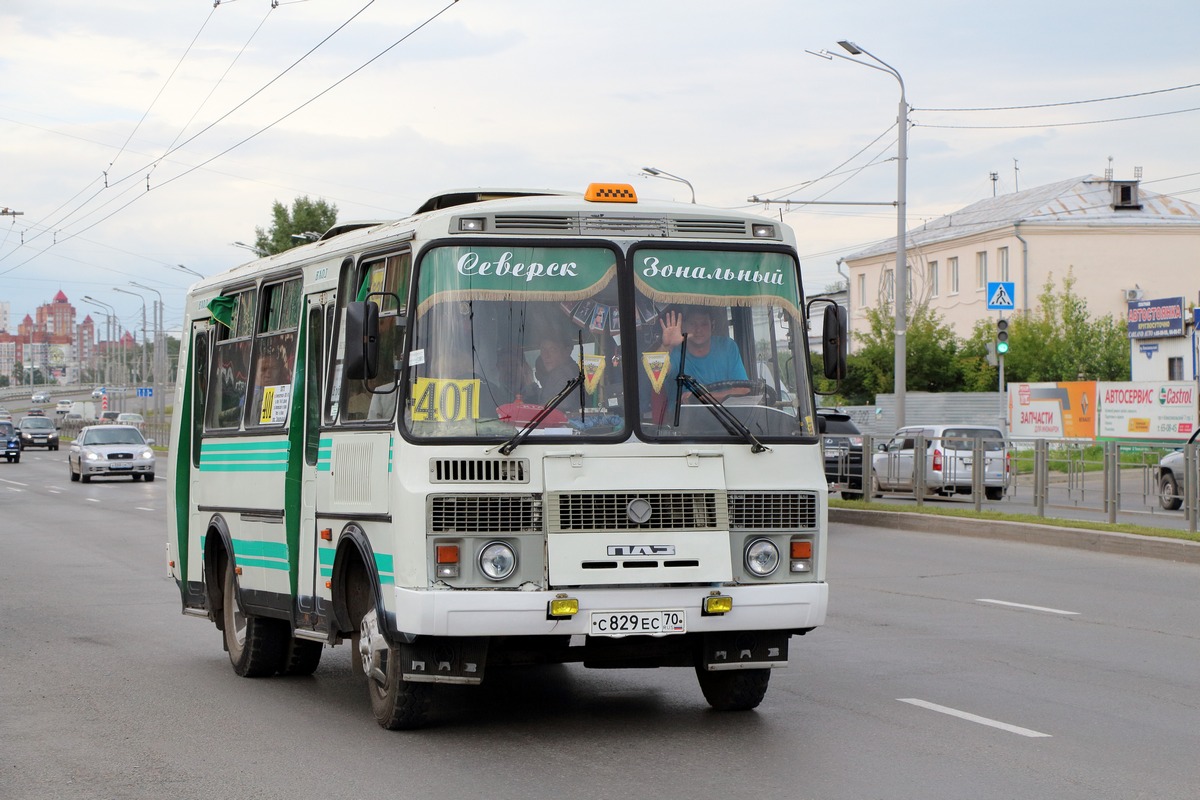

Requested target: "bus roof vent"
[
  {"left": 579, "top": 215, "right": 669, "bottom": 235},
  {"left": 492, "top": 214, "right": 575, "bottom": 231},
  {"left": 671, "top": 219, "right": 752, "bottom": 237},
  {"left": 430, "top": 458, "right": 529, "bottom": 483}
]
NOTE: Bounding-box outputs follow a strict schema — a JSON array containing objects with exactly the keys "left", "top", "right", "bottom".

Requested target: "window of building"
[
  {"left": 857, "top": 273, "right": 867, "bottom": 307},
  {"left": 883, "top": 268, "right": 894, "bottom": 303},
  {"left": 949, "top": 257, "right": 959, "bottom": 294},
  {"left": 998, "top": 246, "right": 1009, "bottom": 282},
  {"left": 929, "top": 261, "right": 939, "bottom": 297},
  {"left": 976, "top": 251, "right": 988, "bottom": 290},
  {"left": 1169, "top": 356, "right": 1184, "bottom": 381}
]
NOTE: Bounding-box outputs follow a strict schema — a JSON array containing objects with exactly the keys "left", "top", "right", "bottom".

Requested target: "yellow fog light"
[
  {"left": 702, "top": 595, "right": 733, "bottom": 615},
  {"left": 548, "top": 597, "right": 579, "bottom": 619}
]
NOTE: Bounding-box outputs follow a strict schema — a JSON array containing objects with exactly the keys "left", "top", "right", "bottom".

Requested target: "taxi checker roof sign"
[{"left": 987, "top": 281, "right": 1015, "bottom": 310}]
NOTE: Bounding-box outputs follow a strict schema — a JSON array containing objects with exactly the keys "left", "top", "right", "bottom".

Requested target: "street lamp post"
[
  {"left": 641, "top": 167, "right": 696, "bottom": 204},
  {"left": 171, "top": 263, "right": 205, "bottom": 279},
  {"left": 820, "top": 40, "right": 909, "bottom": 428},
  {"left": 130, "top": 281, "right": 166, "bottom": 424},
  {"left": 82, "top": 295, "right": 118, "bottom": 388},
  {"left": 114, "top": 288, "right": 148, "bottom": 396},
  {"left": 232, "top": 241, "right": 266, "bottom": 257}
]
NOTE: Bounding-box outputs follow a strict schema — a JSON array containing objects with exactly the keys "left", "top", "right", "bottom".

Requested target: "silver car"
[
  {"left": 68, "top": 424, "right": 156, "bottom": 483},
  {"left": 871, "top": 424, "right": 1008, "bottom": 501}
]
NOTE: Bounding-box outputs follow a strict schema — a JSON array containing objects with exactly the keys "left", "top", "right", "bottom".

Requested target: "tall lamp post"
[
  {"left": 82, "top": 295, "right": 118, "bottom": 388},
  {"left": 641, "top": 167, "right": 696, "bottom": 204},
  {"left": 130, "top": 281, "right": 166, "bottom": 425},
  {"left": 114, "top": 288, "right": 148, "bottom": 395},
  {"left": 171, "top": 263, "right": 205, "bottom": 279},
  {"left": 819, "top": 40, "right": 909, "bottom": 427}
]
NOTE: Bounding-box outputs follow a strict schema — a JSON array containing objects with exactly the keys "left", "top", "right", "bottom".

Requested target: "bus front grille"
[
  {"left": 429, "top": 458, "right": 529, "bottom": 483},
  {"left": 551, "top": 491, "right": 725, "bottom": 532},
  {"left": 728, "top": 492, "right": 818, "bottom": 530},
  {"left": 429, "top": 494, "right": 543, "bottom": 533}
]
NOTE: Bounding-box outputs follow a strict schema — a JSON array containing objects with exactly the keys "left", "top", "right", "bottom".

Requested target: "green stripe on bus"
[
  {"left": 200, "top": 451, "right": 289, "bottom": 462},
  {"left": 375, "top": 552, "right": 394, "bottom": 586},
  {"left": 235, "top": 556, "right": 290, "bottom": 571},
  {"left": 201, "top": 440, "right": 289, "bottom": 452},
  {"left": 198, "top": 462, "right": 289, "bottom": 472},
  {"left": 232, "top": 539, "right": 289, "bottom": 559}
]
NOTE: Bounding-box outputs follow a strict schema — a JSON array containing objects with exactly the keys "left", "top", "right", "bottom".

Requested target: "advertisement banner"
[
  {"left": 1008, "top": 381, "right": 1097, "bottom": 439},
  {"left": 1126, "top": 297, "right": 1185, "bottom": 339},
  {"left": 1096, "top": 381, "right": 1197, "bottom": 440}
]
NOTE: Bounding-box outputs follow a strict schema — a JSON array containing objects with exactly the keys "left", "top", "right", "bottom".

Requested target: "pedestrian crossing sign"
[{"left": 986, "top": 281, "right": 1015, "bottom": 310}]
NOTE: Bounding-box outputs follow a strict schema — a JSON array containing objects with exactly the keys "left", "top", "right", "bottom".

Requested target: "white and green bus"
[{"left": 167, "top": 182, "right": 847, "bottom": 729}]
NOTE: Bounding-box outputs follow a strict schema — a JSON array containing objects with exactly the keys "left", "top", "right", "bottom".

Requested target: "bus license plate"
[{"left": 589, "top": 610, "right": 685, "bottom": 637}]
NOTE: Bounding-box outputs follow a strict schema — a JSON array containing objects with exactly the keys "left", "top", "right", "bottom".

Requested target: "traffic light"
[{"left": 996, "top": 318, "right": 1009, "bottom": 355}]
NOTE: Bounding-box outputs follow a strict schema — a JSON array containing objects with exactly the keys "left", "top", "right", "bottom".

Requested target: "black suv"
[{"left": 818, "top": 408, "right": 864, "bottom": 500}]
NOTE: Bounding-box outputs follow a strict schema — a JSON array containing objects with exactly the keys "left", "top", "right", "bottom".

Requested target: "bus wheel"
[
  {"left": 280, "top": 638, "right": 323, "bottom": 677},
  {"left": 695, "top": 666, "right": 771, "bottom": 712},
  {"left": 222, "top": 558, "right": 288, "bottom": 677},
  {"left": 359, "top": 607, "right": 431, "bottom": 730}
]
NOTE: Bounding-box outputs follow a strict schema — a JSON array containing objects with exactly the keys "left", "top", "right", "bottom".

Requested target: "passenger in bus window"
[{"left": 535, "top": 333, "right": 581, "bottom": 396}]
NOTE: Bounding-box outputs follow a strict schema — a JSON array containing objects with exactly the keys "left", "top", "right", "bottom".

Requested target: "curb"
[{"left": 830, "top": 507, "right": 1200, "bottom": 565}]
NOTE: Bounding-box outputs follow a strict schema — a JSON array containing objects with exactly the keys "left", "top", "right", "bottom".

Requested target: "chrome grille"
[
  {"left": 728, "top": 492, "right": 818, "bottom": 530},
  {"left": 492, "top": 214, "right": 573, "bottom": 231},
  {"left": 671, "top": 219, "right": 749, "bottom": 236},
  {"left": 107, "top": 452, "right": 133, "bottom": 460},
  {"left": 429, "top": 494, "right": 543, "bottom": 533},
  {"left": 430, "top": 458, "right": 529, "bottom": 483},
  {"left": 552, "top": 491, "right": 724, "bottom": 531}
]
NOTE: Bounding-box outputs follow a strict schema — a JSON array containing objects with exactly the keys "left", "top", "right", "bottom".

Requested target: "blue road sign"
[
  {"left": 987, "top": 281, "right": 1015, "bottom": 310},
  {"left": 137, "top": 387, "right": 153, "bottom": 398}
]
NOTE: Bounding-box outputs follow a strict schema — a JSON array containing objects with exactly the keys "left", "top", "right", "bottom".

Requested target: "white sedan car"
[{"left": 68, "top": 424, "right": 156, "bottom": 483}]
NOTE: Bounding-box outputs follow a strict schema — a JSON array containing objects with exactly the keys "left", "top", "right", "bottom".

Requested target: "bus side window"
[
  {"left": 205, "top": 288, "right": 256, "bottom": 431},
  {"left": 246, "top": 278, "right": 302, "bottom": 428}
]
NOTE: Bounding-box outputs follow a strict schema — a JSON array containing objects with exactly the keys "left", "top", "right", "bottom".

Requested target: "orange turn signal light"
[
  {"left": 436, "top": 545, "right": 460, "bottom": 564},
  {"left": 790, "top": 541, "right": 812, "bottom": 559}
]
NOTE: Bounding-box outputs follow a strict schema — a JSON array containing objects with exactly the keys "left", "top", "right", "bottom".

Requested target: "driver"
[{"left": 658, "top": 306, "right": 748, "bottom": 388}]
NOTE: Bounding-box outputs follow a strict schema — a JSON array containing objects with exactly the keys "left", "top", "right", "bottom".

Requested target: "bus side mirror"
[
  {"left": 345, "top": 300, "right": 380, "bottom": 380},
  {"left": 821, "top": 303, "right": 848, "bottom": 380}
]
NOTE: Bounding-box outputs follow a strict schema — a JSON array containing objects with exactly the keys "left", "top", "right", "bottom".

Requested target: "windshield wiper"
[
  {"left": 671, "top": 335, "right": 770, "bottom": 454},
  {"left": 496, "top": 369, "right": 584, "bottom": 455}
]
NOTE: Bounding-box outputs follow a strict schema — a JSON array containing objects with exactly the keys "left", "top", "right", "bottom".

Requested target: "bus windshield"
[{"left": 402, "top": 243, "right": 814, "bottom": 442}]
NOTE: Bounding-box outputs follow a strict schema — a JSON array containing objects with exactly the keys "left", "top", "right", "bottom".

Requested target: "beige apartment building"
[{"left": 842, "top": 175, "right": 1200, "bottom": 379}]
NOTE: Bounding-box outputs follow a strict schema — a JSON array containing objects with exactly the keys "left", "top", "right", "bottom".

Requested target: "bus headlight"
[
  {"left": 478, "top": 541, "right": 516, "bottom": 581},
  {"left": 744, "top": 538, "right": 780, "bottom": 577}
]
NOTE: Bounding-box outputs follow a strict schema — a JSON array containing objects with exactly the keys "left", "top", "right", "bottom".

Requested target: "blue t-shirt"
[{"left": 667, "top": 335, "right": 747, "bottom": 399}]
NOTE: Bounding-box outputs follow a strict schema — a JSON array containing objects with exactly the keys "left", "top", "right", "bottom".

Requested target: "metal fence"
[{"left": 827, "top": 433, "right": 1200, "bottom": 534}]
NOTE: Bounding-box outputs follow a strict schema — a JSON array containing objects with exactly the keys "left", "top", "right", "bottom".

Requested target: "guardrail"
[{"left": 827, "top": 434, "right": 1200, "bottom": 534}]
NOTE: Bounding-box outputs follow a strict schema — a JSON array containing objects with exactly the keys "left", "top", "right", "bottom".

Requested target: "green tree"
[
  {"left": 841, "top": 305, "right": 963, "bottom": 404},
  {"left": 959, "top": 270, "right": 1129, "bottom": 384},
  {"left": 253, "top": 196, "right": 339, "bottom": 256}
]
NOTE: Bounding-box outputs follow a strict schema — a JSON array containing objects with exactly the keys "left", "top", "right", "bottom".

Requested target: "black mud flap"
[
  {"left": 701, "top": 631, "right": 789, "bottom": 671},
  {"left": 400, "top": 637, "right": 488, "bottom": 685}
]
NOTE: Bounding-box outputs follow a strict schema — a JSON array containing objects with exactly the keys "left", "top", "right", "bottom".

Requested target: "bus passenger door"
[{"left": 296, "top": 300, "right": 326, "bottom": 632}]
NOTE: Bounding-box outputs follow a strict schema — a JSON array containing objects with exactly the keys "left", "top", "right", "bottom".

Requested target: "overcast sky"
[{"left": 3, "top": 0, "right": 1199, "bottom": 336}]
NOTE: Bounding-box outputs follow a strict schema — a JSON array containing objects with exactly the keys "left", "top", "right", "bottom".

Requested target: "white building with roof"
[{"left": 842, "top": 175, "right": 1200, "bottom": 379}]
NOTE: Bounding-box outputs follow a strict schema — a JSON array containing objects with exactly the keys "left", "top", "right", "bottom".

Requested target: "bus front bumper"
[{"left": 390, "top": 582, "right": 827, "bottom": 638}]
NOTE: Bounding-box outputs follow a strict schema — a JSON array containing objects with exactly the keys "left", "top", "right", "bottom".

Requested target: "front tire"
[
  {"left": 222, "top": 558, "right": 288, "bottom": 677},
  {"left": 359, "top": 605, "right": 432, "bottom": 730},
  {"left": 870, "top": 469, "right": 882, "bottom": 498},
  {"left": 70, "top": 462, "right": 79, "bottom": 481},
  {"left": 145, "top": 472, "right": 155, "bottom": 482},
  {"left": 695, "top": 666, "right": 771, "bottom": 711},
  {"left": 1159, "top": 473, "right": 1182, "bottom": 511}
]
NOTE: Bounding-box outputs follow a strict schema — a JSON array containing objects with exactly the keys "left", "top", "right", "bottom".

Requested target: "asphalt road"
[{"left": 2, "top": 449, "right": 1198, "bottom": 800}]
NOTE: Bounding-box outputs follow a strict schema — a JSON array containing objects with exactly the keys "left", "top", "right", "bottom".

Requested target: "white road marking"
[
  {"left": 136, "top": 507, "right": 154, "bottom": 511},
  {"left": 899, "top": 698, "right": 1051, "bottom": 738},
  {"left": 86, "top": 498, "right": 100, "bottom": 502},
  {"left": 0, "top": 478, "right": 29, "bottom": 487},
  {"left": 977, "top": 598, "right": 1079, "bottom": 616}
]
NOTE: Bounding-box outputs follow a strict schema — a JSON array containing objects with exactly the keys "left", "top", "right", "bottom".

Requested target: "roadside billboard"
[
  {"left": 1126, "top": 297, "right": 1185, "bottom": 339},
  {"left": 1008, "top": 381, "right": 1096, "bottom": 439},
  {"left": 1096, "top": 381, "right": 1197, "bottom": 441}
]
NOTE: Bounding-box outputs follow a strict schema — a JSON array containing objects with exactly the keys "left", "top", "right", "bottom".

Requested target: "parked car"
[
  {"left": 1, "top": 421, "right": 20, "bottom": 463},
  {"left": 0, "top": 408, "right": 12, "bottom": 422},
  {"left": 17, "top": 416, "right": 59, "bottom": 450},
  {"left": 55, "top": 400, "right": 73, "bottom": 416},
  {"left": 871, "top": 424, "right": 1008, "bottom": 501},
  {"left": 817, "top": 408, "right": 864, "bottom": 500},
  {"left": 68, "top": 424, "right": 156, "bottom": 482},
  {"left": 1153, "top": 428, "right": 1200, "bottom": 510},
  {"left": 31, "top": 391, "right": 51, "bottom": 403}
]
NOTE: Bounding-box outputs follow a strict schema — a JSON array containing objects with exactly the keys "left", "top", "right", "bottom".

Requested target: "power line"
[
  {"left": 917, "top": 80, "right": 1200, "bottom": 112},
  {"left": 915, "top": 105, "right": 1200, "bottom": 130}
]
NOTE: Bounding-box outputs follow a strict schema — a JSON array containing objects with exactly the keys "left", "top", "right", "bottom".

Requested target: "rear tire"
[
  {"left": 984, "top": 486, "right": 1004, "bottom": 501},
  {"left": 695, "top": 666, "right": 771, "bottom": 711},
  {"left": 221, "top": 558, "right": 288, "bottom": 677},
  {"left": 280, "top": 638, "right": 324, "bottom": 677},
  {"left": 870, "top": 470, "right": 882, "bottom": 498}
]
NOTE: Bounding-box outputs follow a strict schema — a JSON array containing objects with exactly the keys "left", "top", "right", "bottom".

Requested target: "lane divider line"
[
  {"left": 977, "top": 598, "right": 1079, "bottom": 616},
  {"left": 899, "top": 698, "right": 1051, "bottom": 738}
]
